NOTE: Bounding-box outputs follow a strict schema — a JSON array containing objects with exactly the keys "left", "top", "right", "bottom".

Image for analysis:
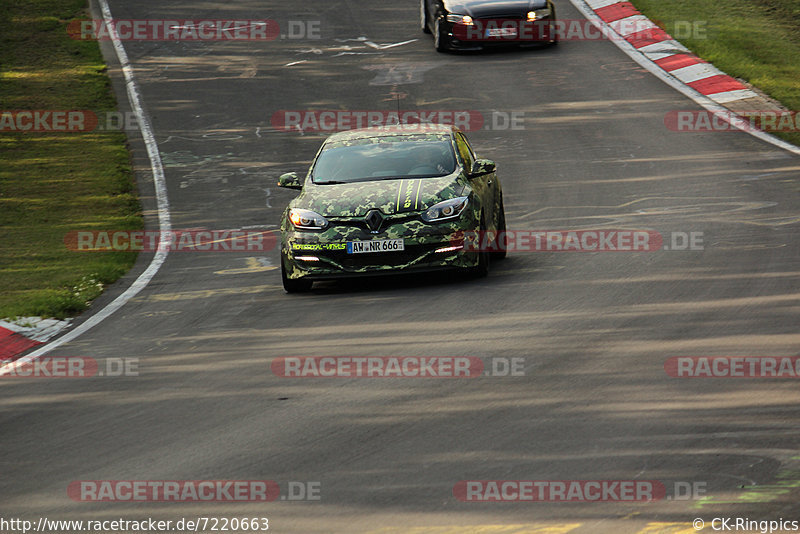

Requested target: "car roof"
[{"left": 325, "top": 124, "right": 460, "bottom": 143}]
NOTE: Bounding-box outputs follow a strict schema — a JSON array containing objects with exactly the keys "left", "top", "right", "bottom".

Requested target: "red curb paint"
[
  {"left": 688, "top": 75, "right": 748, "bottom": 95},
  {"left": 0, "top": 327, "right": 41, "bottom": 362},
  {"left": 595, "top": 2, "right": 640, "bottom": 23},
  {"left": 655, "top": 53, "right": 705, "bottom": 72},
  {"left": 625, "top": 27, "right": 671, "bottom": 48}
]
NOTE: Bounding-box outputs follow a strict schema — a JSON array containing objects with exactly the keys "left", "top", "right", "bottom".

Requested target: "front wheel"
[
  {"left": 434, "top": 20, "right": 451, "bottom": 52},
  {"left": 421, "top": 0, "right": 431, "bottom": 33},
  {"left": 281, "top": 254, "right": 312, "bottom": 293},
  {"left": 549, "top": 21, "right": 559, "bottom": 45},
  {"left": 493, "top": 202, "right": 507, "bottom": 260},
  {"left": 548, "top": 8, "right": 558, "bottom": 45},
  {"left": 472, "top": 215, "right": 490, "bottom": 277}
]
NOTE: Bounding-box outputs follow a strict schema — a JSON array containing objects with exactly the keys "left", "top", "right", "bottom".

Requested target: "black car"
[{"left": 421, "top": 0, "right": 558, "bottom": 52}]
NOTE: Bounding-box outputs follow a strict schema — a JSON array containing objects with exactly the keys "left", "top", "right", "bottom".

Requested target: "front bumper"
[
  {"left": 282, "top": 218, "right": 479, "bottom": 280},
  {"left": 447, "top": 17, "right": 557, "bottom": 49}
]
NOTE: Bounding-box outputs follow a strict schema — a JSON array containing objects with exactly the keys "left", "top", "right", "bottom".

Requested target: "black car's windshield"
[{"left": 311, "top": 134, "right": 457, "bottom": 184}]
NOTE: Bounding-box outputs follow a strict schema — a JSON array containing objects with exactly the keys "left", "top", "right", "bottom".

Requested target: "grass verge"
[
  {"left": 0, "top": 0, "right": 142, "bottom": 320},
  {"left": 629, "top": 0, "right": 800, "bottom": 147}
]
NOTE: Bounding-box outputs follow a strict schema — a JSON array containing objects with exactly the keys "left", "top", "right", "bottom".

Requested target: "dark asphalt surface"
[{"left": 2, "top": 0, "right": 799, "bottom": 532}]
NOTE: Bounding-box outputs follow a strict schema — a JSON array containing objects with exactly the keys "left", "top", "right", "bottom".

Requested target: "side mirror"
[
  {"left": 277, "top": 172, "right": 303, "bottom": 190},
  {"left": 470, "top": 159, "right": 496, "bottom": 176}
]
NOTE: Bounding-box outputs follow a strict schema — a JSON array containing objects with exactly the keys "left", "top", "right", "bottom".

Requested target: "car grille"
[
  {"left": 329, "top": 214, "right": 419, "bottom": 234},
  {"left": 476, "top": 13, "right": 526, "bottom": 20},
  {"left": 339, "top": 250, "right": 424, "bottom": 269},
  {"left": 318, "top": 244, "right": 444, "bottom": 270}
]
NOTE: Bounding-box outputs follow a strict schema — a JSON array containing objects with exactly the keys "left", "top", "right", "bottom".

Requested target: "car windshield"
[{"left": 311, "top": 134, "right": 457, "bottom": 184}]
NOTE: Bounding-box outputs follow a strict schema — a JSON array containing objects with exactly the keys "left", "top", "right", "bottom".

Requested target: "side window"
[{"left": 455, "top": 133, "right": 474, "bottom": 172}]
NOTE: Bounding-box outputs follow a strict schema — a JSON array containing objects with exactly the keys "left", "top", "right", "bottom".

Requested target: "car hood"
[
  {"left": 446, "top": 0, "right": 548, "bottom": 18},
  {"left": 296, "top": 175, "right": 467, "bottom": 218}
]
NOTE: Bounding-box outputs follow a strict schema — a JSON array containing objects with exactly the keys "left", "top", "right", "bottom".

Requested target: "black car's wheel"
[
  {"left": 281, "top": 254, "right": 312, "bottom": 293},
  {"left": 421, "top": 0, "right": 431, "bottom": 33},
  {"left": 550, "top": 21, "right": 559, "bottom": 45},
  {"left": 493, "top": 201, "right": 507, "bottom": 260},
  {"left": 434, "top": 20, "right": 451, "bottom": 52},
  {"left": 548, "top": 7, "right": 558, "bottom": 45}
]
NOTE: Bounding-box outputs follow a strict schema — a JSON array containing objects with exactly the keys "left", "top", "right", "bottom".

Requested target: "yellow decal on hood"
[{"left": 396, "top": 179, "right": 423, "bottom": 213}]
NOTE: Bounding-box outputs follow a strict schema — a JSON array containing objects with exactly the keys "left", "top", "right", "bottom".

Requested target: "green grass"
[
  {"left": 0, "top": 0, "right": 142, "bottom": 320},
  {"left": 630, "top": 0, "right": 800, "bottom": 147}
]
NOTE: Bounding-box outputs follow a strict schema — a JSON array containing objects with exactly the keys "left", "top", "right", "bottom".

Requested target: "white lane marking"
[
  {"left": 363, "top": 39, "right": 418, "bottom": 50},
  {"left": 669, "top": 62, "right": 723, "bottom": 83},
  {"left": 0, "top": 0, "right": 172, "bottom": 375},
  {"left": 568, "top": 0, "right": 800, "bottom": 156}
]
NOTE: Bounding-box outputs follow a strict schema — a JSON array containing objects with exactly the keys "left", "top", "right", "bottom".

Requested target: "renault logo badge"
[{"left": 365, "top": 209, "right": 383, "bottom": 233}]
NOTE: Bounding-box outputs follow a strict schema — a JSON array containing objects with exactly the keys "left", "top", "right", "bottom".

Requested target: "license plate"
[
  {"left": 487, "top": 27, "right": 517, "bottom": 37},
  {"left": 347, "top": 239, "right": 404, "bottom": 254}
]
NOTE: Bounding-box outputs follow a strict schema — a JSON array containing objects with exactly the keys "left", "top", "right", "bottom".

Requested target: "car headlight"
[
  {"left": 421, "top": 196, "right": 469, "bottom": 223},
  {"left": 446, "top": 14, "right": 474, "bottom": 25},
  {"left": 527, "top": 9, "right": 551, "bottom": 20},
  {"left": 289, "top": 209, "right": 328, "bottom": 230}
]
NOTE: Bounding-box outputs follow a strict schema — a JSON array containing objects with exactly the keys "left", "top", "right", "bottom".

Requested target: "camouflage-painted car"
[{"left": 277, "top": 124, "right": 506, "bottom": 292}]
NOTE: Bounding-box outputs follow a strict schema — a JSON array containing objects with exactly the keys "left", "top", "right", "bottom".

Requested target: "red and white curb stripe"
[
  {"left": 0, "top": 318, "right": 71, "bottom": 362},
  {"left": 588, "top": 0, "right": 753, "bottom": 102},
  {"left": 571, "top": 0, "right": 800, "bottom": 155}
]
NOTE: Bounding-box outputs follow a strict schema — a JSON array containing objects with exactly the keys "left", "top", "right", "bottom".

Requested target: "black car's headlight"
[
  {"left": 446, "top": 14, "right": 474, "bottom": 25},
  {"left": 289, "top": 208, "right": 328, "bottom": 230},
  {"left": 527, "top": 9, "right": 552, "bottom": 20},
  {"left": 421, "top": 196, "right": 469, "bottom": 223}
]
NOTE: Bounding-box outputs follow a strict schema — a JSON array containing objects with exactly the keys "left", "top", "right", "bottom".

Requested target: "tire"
[
  {"left": 421, "top": 0, "right": 431, "bottom": 33},
  {"left": 493, "top": 202, "right": 507, "bottom": 260},
  {"left": 281, "top": 253, "right": 312, "bottom": 293},
  {"left": 550, "top": 21, "right": 559, "bottom": 46},
  {"left": 548, "top": 7, "right": 558, "bottom": 45},
  {"left": 434, "top": 20, "right": 451, "bottom": 52},
  {"left": 472, "top": 215, "right": 490, "bottom": 277}
]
